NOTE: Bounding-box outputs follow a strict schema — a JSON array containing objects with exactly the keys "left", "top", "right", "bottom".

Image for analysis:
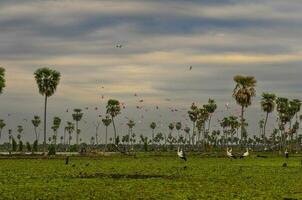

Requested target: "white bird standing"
[
  {"left": 227, "top": 148, "right": 236, "bottom": 159},
  {"left": 285, "top": 149, "right": 289, "bottom": 158},
  {"left": 177, "top": 147, "right": 187, "bottom": 161},
  {"left": 240, "top": 148, "right": 249, "bottom": 158}
]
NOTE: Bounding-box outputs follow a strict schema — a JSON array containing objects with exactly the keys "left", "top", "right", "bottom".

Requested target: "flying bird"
[{"left": 115, "top": 44, "right": 123, "bottom": 48}]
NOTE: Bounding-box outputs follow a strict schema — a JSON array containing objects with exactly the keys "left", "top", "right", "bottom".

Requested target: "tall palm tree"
[
  {"left": 184, "top": 126, "right": 191, "bottom": 146},
  {"left": 0, "top": 119, "right": 6, "bottom": 139},
  {"left": 31, "top": 116, "right": 41, "bottom": 143},
  {"left": 34, "top": 68, "right": 61, "bottom": 154},
  {"left": 0, "top": 67, "right": 6, "bottom": 94},
  {"left": 106, "top": 99, "right": 121, "bottom": 145},
  {"left": 232, "top": 75, "right": 257, "bottom": 146},
  {"left": 17, "top": 125, "right": 23, "bottom": 143},
  {"left": 127, "top": 120, "right": 135, "bottom": 150},
  {"left": 102, "top": 115, "right": 112, "bottom": 152},
  {"left": 65, "top": 121, "right": 75, "bottom": 146},
  {"left": 203, "top": 99, "right": 217, "bottom": 134},
  {"left": 168, "top": 123, "right": 174, "bottom": 146},
  {"left": 72, "top": 109, "right": 83, "bottom": 146},
  {"left": 188, "top": 103, "right": 198, "bottom": 144},
  {"left": 150, "top": 122, "right": 156, "bottom": 146},
  {"left": 261, "top": 93, "right": 276, "bottom": 146},
  {"left": 51, "top": 117, "right": 61, "bottom": 145},
  {"left": 175, "top": 122, "right": 182, "bottom": 144}
]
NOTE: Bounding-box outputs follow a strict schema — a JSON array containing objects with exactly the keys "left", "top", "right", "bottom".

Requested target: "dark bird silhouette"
[
  {"left": 282, "top": 163, "right": 288, "bottom": 168},
  {"left": 65, "top": 156, "right": 69, "bottom": 165},
  {"left": 257, "top": 155, "right": 268, "bottom": 158},
  {"left": 116, "top": 44, "right": 123, "bottom": 48},
  {"left": 189, "top": 66, "right": 192, "bottom": 70}
]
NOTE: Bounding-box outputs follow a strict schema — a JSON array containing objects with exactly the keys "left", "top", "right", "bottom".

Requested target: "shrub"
[
  {"left": 48, "top": 144, "right": 56, "bottom": 156},
  {"left": 18, "top": 141, "right": 23, "bottom": 152},
  {"left": 12, "top": 138, "right": 17, "bottom": 152},
  {"left": 26, "top": 142, "right": 31, "bottom": 152},
  {"left": 33, "top": 140, "right": 38, "bottom": 152}
]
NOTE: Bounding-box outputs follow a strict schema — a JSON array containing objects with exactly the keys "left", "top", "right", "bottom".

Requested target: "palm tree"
[
  {"left": 65, "top": 121, "right": 75, "bottom": 147},
  {"left": 106, "top": 99, "right": 121, "bottom": 145},
  {"left": 0, "top": 67, "right": 6, "bottom": 94},
  {"left": 72, "top": 109, "right": 83, "bottom": 146},
  {"left": 188, "top": 103, "right": 198, "bottom": 144},
  {"left": 31, "top": 116, "right": 41, "bottom": 143},
  {"left": 127, "top": 120, "right": 135, "bottom": 150},
  {"left": 203, "top": 99, "right": 217, "bottom": 134},
  {"left": 150, "top": 122, "right": 156, "bottom": 146},
  {"left": 258, "top": 119, "right": 264, "bottom": 139},
  {"left": 232, "top": 75, "right": 257, "bottom": 146},
  {"left": 175, "top": 122, "right": 182, "bottom": 144},
  {"left": 184, "top": 126, "right": 191, "bottom": 146},
  {"left": 51, "top": 117, "right": 61, "bottom": 145},
  {"left": 168, "top": 123, "right": 174, "bottom": 146},
  {"left": 17, "top": 125, "right": 23, "bottom": 143},
  {"left": 102, "top": 115, "right": 112, "bottom": 152},
  {"left": 261, "top": 93, "right": 276, "bottom": 146},
  {"left": 0, "top": 119, "right": 6, "bottom": 139},
  {"left": 34, "top": 68, "right": 61, "bottom": 154}
]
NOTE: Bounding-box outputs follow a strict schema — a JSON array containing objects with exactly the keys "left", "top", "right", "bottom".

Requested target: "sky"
[{"left": 1, "top": 0, "right": 302, "bottom": 144}]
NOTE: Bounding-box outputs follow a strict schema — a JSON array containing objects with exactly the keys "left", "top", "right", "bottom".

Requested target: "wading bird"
[
  {"left": 177, "top": 147, "right": 187, "bottom": 161},
  {"left": 227, "top": 148, "right": 236, "bottom": 159},
  {"left": 240, "top": 148, "right": 249, "bottom": 159},
  {"left": 285, "top": 149, "right": 289, "bottom": 158}
]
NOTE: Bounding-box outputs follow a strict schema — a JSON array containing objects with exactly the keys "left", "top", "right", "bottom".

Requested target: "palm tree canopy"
[
  {"left": 0, "top": 67, "right": 6, "bottom": 94},
  {"left": 34, "top": 68, "right": 61, "bottom": 97},
  {"left": 175, "top": 122, "right": 182, "bottom": 130},
  {"left": 72, "top": 109, "right": 83, "bottom": 121},
  {"left": 106, "top": 99, "right": 121, "bottom": 118},
  {"left": 184, "top": 126, "right": 190, "bottom": 134},
  {"left": 0, "top": 119, "right": 6, "bottom": 129},
  {"left": 127, "top": 120, "right": 135, "bottom": 128},
  {"left": 203, "top": 98, "right": 217, "bottom": 114},
  {"left": 32, "top": 116, "right": 41, "bottom": 127},
  {"left": 233, "top": 75, "right": 257, "bottom": 108},
  {"left": 261, "top": 93, "right": 276, "bottom": 113},
  {"left": 150, "top": 122, "right": 156, "bottom": 130},
  {"left": 65, "top": 121, "right": 75, "bottom": 133},
  {"left": 102, "top": 115, "right": 112, "bottom": 127},
  {"left": 168, "top": 123, "right": 174, "bottom": 131},
  {"left": 17, "top": 125, "right": 23, "bottom": 134},
  {"left": 188, "top": 103, "right": 199, "bottom": 122}
]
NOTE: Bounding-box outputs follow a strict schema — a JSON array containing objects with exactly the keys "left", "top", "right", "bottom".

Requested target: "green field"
[{"left": 0, "top": 153, "right": 302, "bottom": 200}]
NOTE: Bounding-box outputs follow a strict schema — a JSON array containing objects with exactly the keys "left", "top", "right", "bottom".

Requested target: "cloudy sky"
[{"left": 1, "top": 0, "right": 302, "bottom": 143}]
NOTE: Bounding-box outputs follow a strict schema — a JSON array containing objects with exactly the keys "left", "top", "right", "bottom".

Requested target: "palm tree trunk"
[
  {"left": 43, "top": 95, "right": 48, "bottom": 154},
  {"left": 105, "top": 126, "right": 108, "bottom": 152},
  {"left": 76, "top": 121, "right": 79, "bottom": 146},
  {"left": 34, "top": 127, "right": 38, "bottom": 143},
  {"left": 152, "top": 129, "right": 154, "bottom": 147},
  {"left": 95, "top": 126, "right": 98, "bottom": 145},
  {"left": 240, "top": 105, "right": 244, "bottom": 148},
  {"left": 208, "top": 115, "right": 212, "bottom": 134},
  {"left": 111, "top": 117, "right": 117, "bottom": 145},
  {"left": 263, "top": 112, "right": 269, "bottom": 148}
]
